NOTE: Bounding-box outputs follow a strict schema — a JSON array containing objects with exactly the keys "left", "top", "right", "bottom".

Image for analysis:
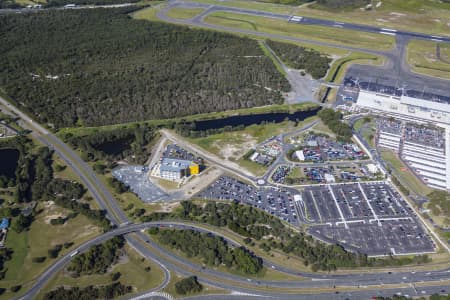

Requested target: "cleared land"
[
  {"left": 0, "top": 202, "right": 102, "bottom": 300},
  {"left": 36, "top": 244, "right": 166, "bottom": 300},
  {"left": 407, "top": 40, "right": 450, "bottom": 80},
  {"left": 203, "top": 12, "right": 395, "bottom": 51},
  {"left": 165, "top": 7, "right": 205, "bottom": 19},
  {"left": 187, "top": 116, "right": 318, "bottom": 176}
]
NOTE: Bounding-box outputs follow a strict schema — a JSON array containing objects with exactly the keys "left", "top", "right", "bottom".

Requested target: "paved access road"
[{"left": 17, "top": 220, "right": 450, "bottom": 300}]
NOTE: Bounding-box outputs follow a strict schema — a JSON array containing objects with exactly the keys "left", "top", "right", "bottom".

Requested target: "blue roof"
[{"left": 0, "top": 218, "right": 9, "bottom": 230}]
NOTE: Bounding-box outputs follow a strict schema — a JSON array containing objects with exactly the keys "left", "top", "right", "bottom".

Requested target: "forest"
[
  {"left": 175, "top": 276, "right": 203, "bottom": 295},
  {"left": 67, "top": 236, "right": 125, "bottom": 276},
  {"left": 266, "top": 40, "right": 331, "bottom": 79},
  {"left": 43, "top": 282, "right": 132, "bottom": 299},
  {"left": 65, "top": 124, "right": 157, "bottom": 164},
  {"left": 153, "top": 228, "right": 263, "bottom": 275},
  {"left": 141, "top": 201, "right": 431, "bottom": 271},
  {"left": 317, "top": 108, "right": 352, "bottom": 141},
  {"left": 0, "top": 8, "right": 289, "bottom": 128}
]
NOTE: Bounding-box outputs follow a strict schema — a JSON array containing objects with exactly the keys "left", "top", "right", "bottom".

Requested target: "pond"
[
  {"left": 95, "top": 138, "right": 132, "bottom": 156},
  {"left": 191, "top": 108, "right": 320, "bottom": 131},
  {"left": 0, "top": 148, "right": 19, "bottom": 179}
]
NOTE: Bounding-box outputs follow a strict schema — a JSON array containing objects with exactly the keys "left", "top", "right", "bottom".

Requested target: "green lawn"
[
  {"left": 36, "top": 245, "right": 166, "bottom": 300},
  {"left": 407, "top": 40, "right": 450, "bottom": 80},
  {"left": 325, "top": 52, "right": 384, "bottom": 83},
  {"left": 131, "top": 5, "right": 164, "bottom": 21},
  {"left": 204, "top": 12, "right": 395, "bottom": 51},
  {"left": 380, "top": 149, "right": 432, "bottom": 196},
  {"left": 166, "top": 7, "right": 205, "bottom": 19}
]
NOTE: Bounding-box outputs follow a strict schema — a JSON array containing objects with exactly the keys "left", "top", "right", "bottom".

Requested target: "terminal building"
[
  {"left": 353, "top": 82, "right": 450, "bottom": 191},
  {"left": 159, "top": 158, "right": 199, "bottom": 181}
]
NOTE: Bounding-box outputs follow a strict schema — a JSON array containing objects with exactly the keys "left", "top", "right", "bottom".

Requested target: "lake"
[
  {"left": 0, "top": 148, "right": 19, "bottom": 179},
  {"left": 191, "top": 108, "right": 320, "bottom": 131},
  {"left": 95, "top": 138, "right": 132, "bottom": 156}
]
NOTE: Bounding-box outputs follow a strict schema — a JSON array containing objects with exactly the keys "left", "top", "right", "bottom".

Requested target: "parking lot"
[
  {"left": 198, "top": 176, "right": 435, "bottom": 256},
  {"left": 197, "top": 176, "right": 300, "bottom": 224},
  {"left": 299, "top": 182, "right": 412, "bottom": 224},
  {"left": 271, "top": 164, "right": 380, "bottom": 185},
  {"left": 404, "top": 123, "right": 445, "bottom": 149},
  {"left": 112, "top": 165, "right": 170, "bottom": 202},
  {"left": 163, "top": 144, "right": 204, "bottom": 165},
  {"left": 290, "top": 133, "right": 367, "bottom": 162},
  {"left": 309, "top": 220, "right": 435, "bottom": 256}
]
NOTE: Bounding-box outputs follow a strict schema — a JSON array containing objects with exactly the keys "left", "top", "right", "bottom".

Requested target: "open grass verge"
[
  {"left": 407, "top": 40, "right": 450, "bottom": 80},
  {"left": 380, "top": 149, "right": 433, "bottom": 196},
  {"left": 325, "top": 52, "right": 384, "bottom": 83},
  {"left": 203, "top": 12, "right": 395, "bottom": 51},
  {"left": 165, "top": 7, "right": 205, "bottom": 19},
  {"left": 35, "top": 244, "right": 166, "bottom": 300}
]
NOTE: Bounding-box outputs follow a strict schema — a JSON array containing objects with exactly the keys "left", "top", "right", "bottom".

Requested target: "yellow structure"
[{"left": 189, "top": 164, "right": 200, "bottom": 175}]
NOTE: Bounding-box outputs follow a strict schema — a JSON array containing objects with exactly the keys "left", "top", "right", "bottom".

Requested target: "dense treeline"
[
  {"left": 0, "top": 248, "right": 13, "bottom": 280},
  {"left": 142, "top": 201, "right": 431, "bottom": 271},
  {"left": 316, "top": 0, "right": 369, "bottom": 9},
  {"left": 65, "top": 125, "right": 157, "bottom": 164},
  {"left": 43, "top": 282, "right": 132, "bottom": 300},
  {"left": 154, "top": 228, "right": 263, "bottom": 274},
  {"left": 317, "top": 108, "right": 352, "bottom": 141},
  {"left": 67, "top": 236, "right": 125, "bottom": 276},
  {"left": 0, "top": 9, "right": 289, "bottom": 128},
  {"left": 266, "top": 40, "right": 331, "bottom": 79},
  {"left": 175, "top": 276, "right": 203, "bottom": 295},
  {"left": 0, "top": 0, "right": 20, "bottom": 8}
]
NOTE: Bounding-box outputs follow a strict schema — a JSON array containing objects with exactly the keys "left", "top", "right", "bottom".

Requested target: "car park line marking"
[
  {"left": 327, "top": 185, "right": 348, "bottom": 229},
  {"left": 309, "top": 190, "right": 323, "bottom": 223},
  {"left": 357, "top": 183, "right": 381, "bottom": 226}
]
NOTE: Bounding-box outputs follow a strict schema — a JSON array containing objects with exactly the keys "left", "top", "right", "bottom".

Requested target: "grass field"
[
  {"left": 191, "top": 0, "right": 450, "bottom": 35},
  {"left": 324, "top": 52, "right": 384, "bottom": 83},
  {"left": 0, "top": 202, "right": 102, "bottom": 299},
  {"left": 131, "top": 4, "right": 164, "bottom": 21},
  {"left": 440, "top": 44, "right": 450, "bottom": 62},
  {"left": 166, "top": 7, "right": 205, "bottom": 19},
  {"left": 380, "top": 149, "right": 433, "bottom": 196},
  {"left": 204, "top": 12, "right": 395, "bottom": 51},
  {"left": 36, "top": 244, "right": 166, "bottom": 300},
  {"left": 407, "top": 40, "right": 450, "bottom": 80}
]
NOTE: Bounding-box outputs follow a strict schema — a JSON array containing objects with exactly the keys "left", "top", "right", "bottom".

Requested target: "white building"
[
  {"left": 356, "top": 90, "right": 450, "bottom": 125},
  {"left": 356, "top": 89, "right": 450, "bottom": 191},
  {"left": 295, "top": 150, "right": 305, "bottom": 161}
]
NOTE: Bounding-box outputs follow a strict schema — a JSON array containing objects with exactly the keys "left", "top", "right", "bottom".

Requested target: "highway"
[
  {"left": 15, "top": 220, "right": 450, "bottom": 300},
  {"left": 0, "top": 3, "right": 449, "bottom": 297}
]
